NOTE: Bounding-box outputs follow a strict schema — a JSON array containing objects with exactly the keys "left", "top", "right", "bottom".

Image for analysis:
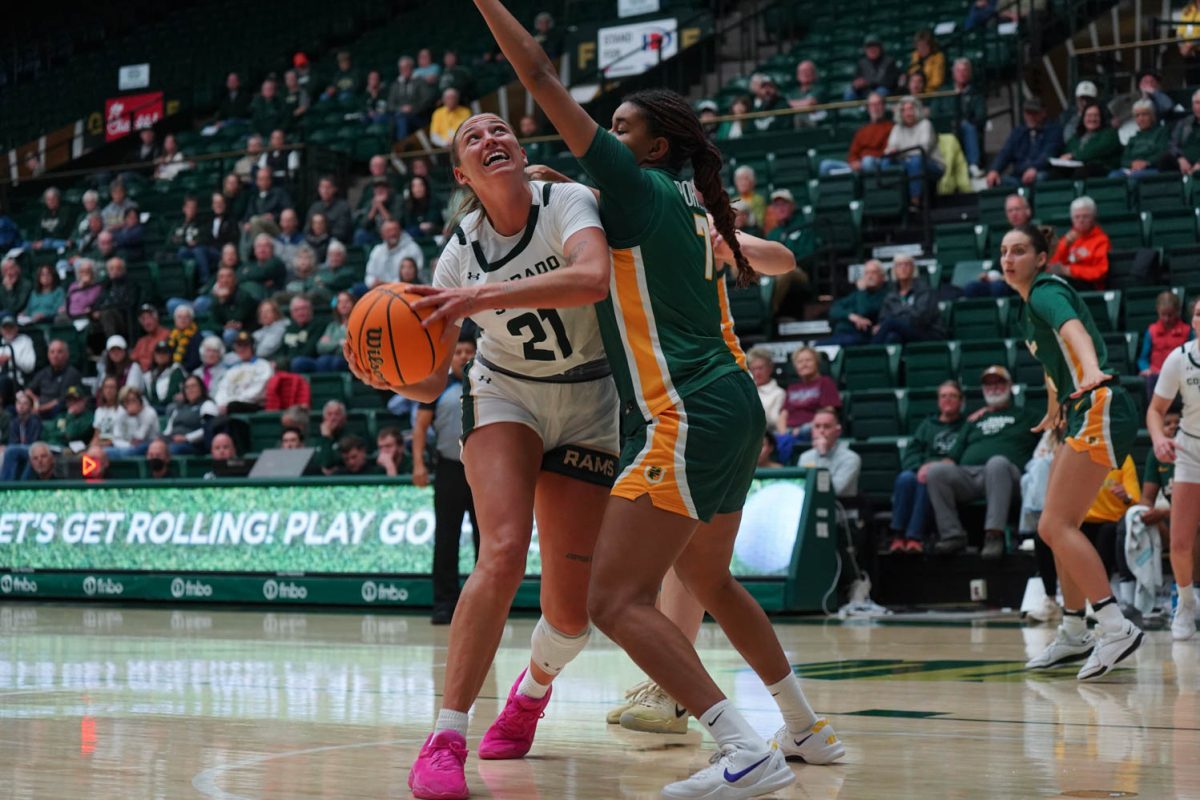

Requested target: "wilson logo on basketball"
[{"left": 364, "top": 327, "right": 387, "bottom": 382}]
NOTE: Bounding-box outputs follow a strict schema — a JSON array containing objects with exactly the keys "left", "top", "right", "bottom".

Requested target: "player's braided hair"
[{"left": 623, "top": 89, "right": 756, "bottom": 288}]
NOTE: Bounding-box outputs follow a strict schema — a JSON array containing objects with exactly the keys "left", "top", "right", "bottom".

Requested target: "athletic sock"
[
  {"left": 434, "top": 708, "right": 469, "bottom": 737},
  {"left": 1092, "top": 596, "right": 1125, "bottom": 632},
  {"left": 765, "top": 673, "right": 818, "bottom": 732},
  {"left": 698, "top": 699, "right": 763, "bottom": 751},
  {"left": 517, "top": 669, "right": 551, "bottom": 700},
  {"left": 1062, "top": 609, "right": 1087, "bottom": 640},
  {"left": 1179, "top": 584, "right": 1197, "bottom": 609}
]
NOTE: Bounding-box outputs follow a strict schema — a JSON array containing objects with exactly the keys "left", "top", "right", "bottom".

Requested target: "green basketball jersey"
[
  {"left": 576, "top": 127, "right": 747, "bottom": 420},
  {"left": 1019, "top": 272, "right": 1111, "bottom": 397}
]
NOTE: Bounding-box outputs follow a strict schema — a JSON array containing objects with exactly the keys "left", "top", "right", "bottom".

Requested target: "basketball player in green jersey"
[
  {"left": 1001, "top": 224, "right": 1144, "bottom": 680},
  {"left": 435, "top": 3, "right": 848, "bottom": 798}
]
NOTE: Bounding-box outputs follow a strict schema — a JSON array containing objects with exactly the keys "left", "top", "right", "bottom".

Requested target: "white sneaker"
[
  {"left": 620, "top": 682, "right": 689, "bottom": 734},
  {"left": 608, "top": 680, "right": 653, "bottom": 724},
  {"left": 1172, "top": 605, "right": 1197, "bottom": 641},
  {"left": 1077, "top": 620, "right": 1144, "bottom": 681},
  {"left": 771, "top": 718, "right": 845, "bottom": 764},
  {"left": 1026, "top": 597, "right": 1062, "bottom": 624},
  {"left": 661, "top": 743, "right": 795, "bottom": 799},
  {"left": 1026, "top": 626, "right": 1095, "bottom": 669},
  {"left": 969, "top": 164, "right": 984, "bottom": 179}
]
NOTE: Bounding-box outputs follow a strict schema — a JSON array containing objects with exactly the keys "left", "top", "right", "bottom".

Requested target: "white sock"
[
  {"left": 1092, "top": 599, "right": 1125, "bottom": 632},
  {"left": 434, "top": 708, "right": 469, "bottom": 737},
  {"left": 1061, "top": 612, "right": 1087, "bottom": 640},
  {"left": 1179, "top": 584, "right": 1196, "bottom": 608},
  {"left": 517, "top": 669, "right": 551, "bottom": 700},
  {"left": 698, "top": 699, "right": 764, "bottom": 750},
  {"left": 766, "top": 673, "right": 817, "bottom": 732}
]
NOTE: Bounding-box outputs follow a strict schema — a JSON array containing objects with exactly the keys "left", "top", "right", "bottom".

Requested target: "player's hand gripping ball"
[{"left": 346, "top": 283, "right": 449, "bottom": 389}]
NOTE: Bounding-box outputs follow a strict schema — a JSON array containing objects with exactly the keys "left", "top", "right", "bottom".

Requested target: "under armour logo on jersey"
[
  {"left": 644, "top": 465, "right": 667, "bottom": 484},
  {"left": 467, "top": 271, "right": 482, "bottom": 281}
]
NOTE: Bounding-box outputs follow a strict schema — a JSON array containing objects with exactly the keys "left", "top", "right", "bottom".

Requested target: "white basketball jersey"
[
  {"left": 1155, "top": 340, "right": 1200, "bottom": 437},
  {"left": 434, "top": 181, "right": 608, "bottom": 379}
]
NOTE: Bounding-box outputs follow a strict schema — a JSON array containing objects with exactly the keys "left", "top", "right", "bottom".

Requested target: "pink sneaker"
[
  {"left": 408, "top": 730, "right": 469, "bottom": 800},
  {"left": 478, "top": 669, "right": 552, "bottom": 760}
]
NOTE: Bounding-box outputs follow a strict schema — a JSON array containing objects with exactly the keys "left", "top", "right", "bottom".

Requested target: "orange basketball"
[{"left": 346, "top": 283, "right": 448, "bottom": 387}]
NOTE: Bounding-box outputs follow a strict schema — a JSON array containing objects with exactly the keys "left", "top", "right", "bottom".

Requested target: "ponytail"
[{"left": 624, "top": 89, "right": 757, "bottom": 288}]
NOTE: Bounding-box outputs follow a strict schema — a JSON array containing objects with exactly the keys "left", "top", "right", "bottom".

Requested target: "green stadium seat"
[
  {"left": 1123, "top": 285, "right": 1179, "bottom": 334},
  {"left": 840, "top": 344, "right": 900, "bottom": 391},
  {"left": 1137, "top": 174, "right": 1188, "bottom": 213},
  {"left": 958, "top": 339, "right": 1014, "bottom": 385},
  {"left": 728, "top": 279, "right": 773, "bottom": 340},
  {"left": 1102, "top": 212, "right": 1147, "bottom": 250},
  {"left": 904, "top": 388, "right": 938, "bottom": 432},
  {"left": 978, "top": 186, "right": 1028, "bottom": 228},
  {"left": 949, "top": 259, "right": 994, "bottom": 290},
  {"left": 1147, "top": 209, "right": 1200, "bottom": 249},
  {"left": 766, "top": 149, "right": 811, "bottom": 189},
  {"left": 108, "top": 460, "right": 146, "bottom": 480},
  {"left": 951, "top": 297, "right": 1008, "bottom": 339},
  {"left": 845, "top": 389, "right": 904, "bottom": 439},
  {"left": 811, "top": 201, "right": 862, "bottom": 256},
  {"left": 308, "top": 373, "right": 349, "bottom": 408},
  {"left": 812, "top": 173, "right": 858, "bottom": 208},
  {"left": 1012, "top": 342, "right": 1043, "bottom": 386},
  {"left": 903, "top": 341, "right": 955, "bottom": 388},
  {"left": 1083, "top": 178, "right": 1131, "bottom": 217},
  {"left": 1168, "top": 245, "right": 1200, "bottom": 286},
  {"left": 1104, "top": 249, "right": 1144, "bottom": 290},
  {"left": 1101, "top": 331, "right": 1137, "bottom": 376},
  {"left": 854, "top": 440, "right": 905, "bottom": 504},
  {"left": 246, "top": 412, "right": 284, "bottom": 452},
  {"left": 935, "top": 222, "right": 985, "bottom": 266},
  {"left": 860, "top": 167, "right": 907, "bottom": 222},
  {"left": 1077, "top": 290, "right": 1121, "bottom": 332},
  {"left": 181, "top": 457, "right": 214, "bottom": 479},
  {"left": 347, "top": 379, "right": 388, "bottom": 410},
  {"left": 1031, "top": 179, "right": 1078, "bottom": 219}
]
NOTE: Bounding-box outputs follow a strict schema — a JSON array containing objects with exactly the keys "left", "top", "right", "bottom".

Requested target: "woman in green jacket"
[
  {"left": 1060, "top": 102, "right": 1122, "bottom": 178},
  {"left": 1111, "top": 98, "right": 1171, "bottom": 179}
]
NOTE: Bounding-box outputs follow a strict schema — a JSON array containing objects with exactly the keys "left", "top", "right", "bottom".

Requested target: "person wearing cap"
[
  {"left": 845, "top": 35, "right": 901, "bottom": 101},
  {"left": 820, "top": 92, "right": 894, "bottom": 176},
  {"left": 1059, "top": 102, "right": 1122, "bottom": 178},
  {"left": 43, "top": 385, "right": 94, "bottom": 453},
  {"left": 986, "top": 97, "right": 1063, "bottom": 187},
  {"left": 1110, "top": 99, "right": 1170, "bottom": 180},
  {"left": 97, "top": 334, "right": 143, "bottom": 389},
  {"left": 26, "top": 339, "right": 82, "bottom": 419},
  {"left": 1059, "top": 80, "right": 1099, "bottom": 147},
  {"left": 142, "top": 340, "right": 185, "bottom": 414},
  {"left": 787, "top": 61, "right": 826, "bottom": 127},
  {"left": 215, "top": 72, "right": 251, "bottom": 123},
  {"left": 0, "top": 314, "right": 36, "bottom": 408},
  {"left": 323, "top": 51, "right": 361, "bottom": 103},
  {"left": 1170, "top": 88, "right": 1200, "bottom": 176},
  {"left": 926, "top": 366, "right": 1041, "bottom": 557},
  {"left": 282, "top": 69, "right": 310, "bottom": 127},
  {"left": 131, "top": 303, "right": 169, "bottom": 372},
  {"left": 762, "top": 189, "right": 813, "bottom": 315},
  {"left": 696, "top": 100, "right": 720, "bottom": 140},
  {"left": 389, "top": 55, "right": 437, "bottom": 141},
  {"left": 750, "top": 74, "right": 789, "bottom": 134},
  {"left": 292, "top": 52, "right": 313, "bottom": 91},
  {"left": 214, "top": 331, "right": 274, "bottom": 415}
]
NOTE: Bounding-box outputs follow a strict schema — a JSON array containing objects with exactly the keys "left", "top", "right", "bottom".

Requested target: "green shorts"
[
  {"left": 612, "top": 371, "right": 765, "bottom": 522},
  {"left": 1064, "top": 383, "right": 1137, "bottom": 469}
]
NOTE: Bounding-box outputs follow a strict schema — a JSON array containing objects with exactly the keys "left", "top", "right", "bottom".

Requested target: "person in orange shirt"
[{"left": 1049, "top": 195, "right": 1110, "bottom": 290}]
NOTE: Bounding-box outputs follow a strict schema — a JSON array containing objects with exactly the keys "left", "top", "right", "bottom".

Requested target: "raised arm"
[{"left": 474, "top": 0, "right": 599, "bottom": 157}]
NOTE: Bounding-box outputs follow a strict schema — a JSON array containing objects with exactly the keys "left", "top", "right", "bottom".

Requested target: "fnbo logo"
[
  {"left": 361, "top": 581, "right": 409, "bottom": 603},
  {"left": 83, "top": 576, "right": 124, "bottom": 596},
  {"left": 0, "top": 574, "right": 38, "bottom": 594},
  {"left": 263, "top": 579, "right": 308, "bottom": 601}
]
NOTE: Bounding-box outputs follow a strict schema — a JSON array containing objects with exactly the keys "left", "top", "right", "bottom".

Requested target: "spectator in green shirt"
[
  {"left": 250, "top": 78, "right": 288, "bottom": 137},
  {"left": 334, "top": 434, "right": 385, "bottom": 476},
  {"left": 787, "top": 60, "right": 825, "bottom": 127},
  {"left": 889, "top": 380, "right": 966, "bottom": 553},
  {"left": 1169, "top": 89, "right": 1200, "bottom": 177},
  {"left": 323, "top": 51, "right": 360, "bottom": 103},
  {"left": 43, "top": 385, "right": 94, "bottom": 451},
  {"left": 927, "top": 366, "right": 1041, "bottom": 557},
  {"left": 816, "top": 260, "right": 887, "bottom": 346},
  {"left": 314, "top": 241, "right": 357, "bottom": 297},
  {"left": 1059, "top": 102, "right": 1122, "bottom": 178},
  {"left": 205, "top": 265, "right": 259, "bottom": 347},
  {"left": 276, "top": 295, "right": 322, "bottom": 371},
  {"left": 1110, "top": 99, "right": 1171, "bottom": 179}
]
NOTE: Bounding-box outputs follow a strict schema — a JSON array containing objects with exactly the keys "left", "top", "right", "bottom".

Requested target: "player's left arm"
[
  {"left": 408, "top": 226, "right": 611, "bottom": 326},
  {"left": 474, "top": 0, "right": 598, "bottom": 157},
  {"left": 708, "top": 216, "right": 795, "bottom": 276}
]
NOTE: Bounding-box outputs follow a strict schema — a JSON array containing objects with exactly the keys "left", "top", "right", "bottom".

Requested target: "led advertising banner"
[{"left": 0, "top": 478, "right": 805, "bottom": 579}]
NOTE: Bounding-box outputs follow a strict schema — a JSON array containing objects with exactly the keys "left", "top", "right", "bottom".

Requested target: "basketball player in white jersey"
[
  {"left": 1147, "top": 296, "right": 1200, "bottom": 641},
  {"left": 348, "top": 113, "right": 619, "bottom": 800}
]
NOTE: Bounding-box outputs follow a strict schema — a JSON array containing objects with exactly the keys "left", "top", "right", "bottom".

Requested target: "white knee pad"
[{"left": 530, "top": 616, "right": 591, "bottom": 676}]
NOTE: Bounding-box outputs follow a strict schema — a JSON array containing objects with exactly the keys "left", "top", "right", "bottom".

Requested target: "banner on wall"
[
  {"left": 597, "top": 18, "right": 679, "bottom": 78},
  {"left": 104, "top": 91, "right": 163, "bottom": 142},
  {"left": 618, "top": 0, "right": 661, "bottom": 17},
  {"left": 0, "top": 479, "right": 805, "bottom": 580}
]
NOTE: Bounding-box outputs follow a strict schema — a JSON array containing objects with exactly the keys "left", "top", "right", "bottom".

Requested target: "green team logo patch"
[{"left": 644, "top": 465, "right": 667, "bottom": 484}]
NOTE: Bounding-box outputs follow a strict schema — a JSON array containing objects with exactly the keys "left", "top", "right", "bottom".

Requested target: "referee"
[{"left": 413, "top": 328, "right": 481, "bottom": 625}]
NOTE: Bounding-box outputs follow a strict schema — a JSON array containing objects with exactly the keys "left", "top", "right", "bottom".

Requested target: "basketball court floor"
[{"left": 0, "top": 603, "right": 1196, "bottom": 799}]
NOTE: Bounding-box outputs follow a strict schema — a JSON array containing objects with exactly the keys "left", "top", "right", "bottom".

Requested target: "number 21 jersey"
[{"left": 434, "top": 181, "right": 608, "bottom": 379}]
